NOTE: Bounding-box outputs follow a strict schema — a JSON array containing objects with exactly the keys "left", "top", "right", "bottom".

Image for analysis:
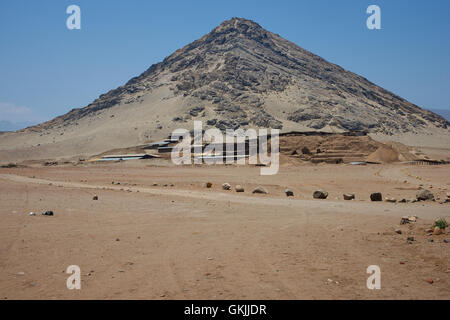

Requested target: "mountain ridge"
[
  {"left": 32, "top": 17, "right": 448, "bottom": 134},
  {"left": 1, "top": 17, "right": 448, "bottom": 164}
]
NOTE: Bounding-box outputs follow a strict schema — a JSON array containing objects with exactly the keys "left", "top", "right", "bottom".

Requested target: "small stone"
[
  {"left": 395, "top": 229, "right": 402, "bottom": 234},
  {"left": 385, "top": 198, "right": 397, "bottom": 203},
  {"left": 399, "top": 199, "right": 407, "bottom": 203},
  {"left": 343, "top": 193, "right": 355, "bottom": 200},
  {"left": 416, "top": 189, "right": 434, "bottom": 201},
  {"left": 313, "top": 190, "right": 328, "bottom": 199},
  {"left": 433, "top": 227, "right": 443, "bottom": 235},
  {"left": 235, "top": 185, "right": 244, "bottom": 193},
  {"left": 407, "top": 236, "right": 414, "bottom": 242},
  {"left": 116, "top": 238, "right": 120, "bottom": 241},
  {"left": 252, "top": 186, "right": 268, "bottom": 194},
  {"left": 400, "top": 216, "right": 410, "bottom": 225},
  {"left": 203, "top": 182, "right": 212, "bottom": 188},
  {"left": 426, "top": 278, "right": 433, "bottom": 284},
  {"left": 370, "top": 192, "right": 382, "bottom": 202},
  {"left": 444, "top": 239, "right": 450, "bottom": 243},
  {"left": 29, "top": 212, "right": 35, "bottom": 216},
  {"left": 285, "top": 189, "right": 294, "bottom": 197},
  {"left": 222, "top": 183, "right": 231, "bottom": 190},
  {"left": 92, "top": 195, "right": 98, "bottom": 200}
]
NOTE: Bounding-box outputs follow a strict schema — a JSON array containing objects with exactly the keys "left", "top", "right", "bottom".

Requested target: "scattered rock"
[
  {"left": 313, "top": 190, "right": 328, "bottom": 199},
  {"left": 235, "top": 185, "right": 245, "bottom": 192},
  {"left": 92, "top": 195, "right": 98, "bottom": 200},
  {"left": 222, "top": 183, "right": 231, "bottom": 190},
  {"left": 370, "top": 192, "right": 382, "bottom": 202},
  {"left": 203, "top": 182, "right": 212, "bottom": 188},
  {"left": 407, "top": 236, "right": 415, "bottom": 242},
  {"left": 252, "top": 186, "right": 268, "bottom": 194},
  {"left": 285, "top": 189, "right": 294, "bottom": 197},
  {"left": 41, "top": 211, "right": 54, "bottom": 216},
  {"left": 399, "top": 199, "right": 407, "bottom": 203},
  {"left": 395, "top": 229, "right": 402, "bottom": 234},
  {"left": 385, "top": 198, "right": 397, "bottom": 203},
  {"left": 400, "top": 216, "right": 417, "bottom": 225},
  {"left": 416, "top": 189, "right": 434, "bottom": 201},
  {"left": 343, "top": 193, "right": 355, "bottom": 200}
]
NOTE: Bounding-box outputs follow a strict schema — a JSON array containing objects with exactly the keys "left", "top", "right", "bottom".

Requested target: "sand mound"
[{"left": 366, "top": 146, "right": 400, "bottom": 163}]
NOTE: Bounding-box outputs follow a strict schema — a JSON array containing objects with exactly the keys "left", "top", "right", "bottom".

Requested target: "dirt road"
[{"left": 0, "top": 163, "right": 449, "bottom": 299}]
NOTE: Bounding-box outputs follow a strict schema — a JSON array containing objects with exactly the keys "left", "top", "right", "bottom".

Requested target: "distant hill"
[
  {"left": 428, "top": 109, "right": 450, "bottom": 121},
  {"left": 0, "top": 17, "right": 449, "bottom": 163},
  {"left": 0, "top": 120, "right": 35, "bottom": 132}
]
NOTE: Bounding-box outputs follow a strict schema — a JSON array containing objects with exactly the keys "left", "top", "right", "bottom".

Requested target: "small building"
[{"left": 98, "top": 154, "right": 154, "bottom": 161}]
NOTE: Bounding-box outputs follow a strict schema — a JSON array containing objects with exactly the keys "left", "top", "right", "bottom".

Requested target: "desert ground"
[{"left": 0, "top": 156, "right": 449, "bottom": 300}]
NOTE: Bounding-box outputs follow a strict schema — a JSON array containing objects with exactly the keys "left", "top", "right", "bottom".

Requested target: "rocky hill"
[{"left": 0, "top": 17, "right": 449, "bottom": 163}]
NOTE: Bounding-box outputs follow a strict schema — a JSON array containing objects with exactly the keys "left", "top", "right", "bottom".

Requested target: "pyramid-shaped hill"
[{"left": 1, "top": 17, "right": 449, "bottom": 163}]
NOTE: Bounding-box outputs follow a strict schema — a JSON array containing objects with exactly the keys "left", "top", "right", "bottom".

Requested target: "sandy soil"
[{"left": 0, "top": 161, "right": 449, "bottom": 300}]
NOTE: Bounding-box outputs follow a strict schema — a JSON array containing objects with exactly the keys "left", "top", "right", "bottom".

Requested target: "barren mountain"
[{"left": 0, "top": 17, "right": 449, "bottom": 163}]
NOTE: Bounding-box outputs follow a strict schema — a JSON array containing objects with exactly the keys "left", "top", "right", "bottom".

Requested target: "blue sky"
[{"left": 1, "top": 0, "right": 450, "bottom": 126}]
